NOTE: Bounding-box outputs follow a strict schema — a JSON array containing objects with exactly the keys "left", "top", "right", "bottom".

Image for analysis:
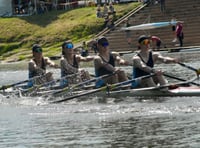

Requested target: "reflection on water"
[{"left": 0, "top": 58, "right": 200, "bottom": 147}]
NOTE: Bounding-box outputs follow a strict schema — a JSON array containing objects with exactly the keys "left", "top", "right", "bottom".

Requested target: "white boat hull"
[
  {"left": 121, "top": 21, "right": 177, "bottom": 31},
  {"left": 102, "top": 86, "right": 200, "bottom": 97}
]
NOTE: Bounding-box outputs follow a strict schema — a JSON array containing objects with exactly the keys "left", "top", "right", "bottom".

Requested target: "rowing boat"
[
  {"left": 103, "top": 86, "right": 200, "bottom": 98},
  {"left": 50, "top": 80, "right": 200, "bottom": 103},
  {"left": 1, "top": 79, "right": 200, "bottom": 104},
  {"left": 120, "top": 21, "right": 178, "bottom": 31},
  {"left": 1, "top": 61, "right": 200, "bottom": 102}
]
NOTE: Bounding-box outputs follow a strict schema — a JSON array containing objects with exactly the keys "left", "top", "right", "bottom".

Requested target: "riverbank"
[{"left": 0, "top": 3, "right": 140, "bottom": 63}]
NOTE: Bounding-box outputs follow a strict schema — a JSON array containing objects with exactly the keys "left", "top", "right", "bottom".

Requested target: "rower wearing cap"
[
  {"left": 94, "top": 36, "right": 129, "bottom": 88},
  {"left": 60, "top": 40, "right": 94, "bottom": 87},
  {"left": 28, "top": 44, "right": 59, "bottom": 87},
  {"left": 132, "top": 35, "right": 179, "bottom": 88}
]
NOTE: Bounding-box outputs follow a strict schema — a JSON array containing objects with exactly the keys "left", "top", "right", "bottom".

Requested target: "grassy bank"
[{"left": 0, "top": 2, "right": 140, "bottom": 62}]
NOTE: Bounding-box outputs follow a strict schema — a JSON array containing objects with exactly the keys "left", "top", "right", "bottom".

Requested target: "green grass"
[{"left": 0, "top": 2, "right": 140, "bottom": 62}]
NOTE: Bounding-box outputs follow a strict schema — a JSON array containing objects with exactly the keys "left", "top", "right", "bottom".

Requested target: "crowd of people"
[{"left": 96, "top": 2, "right": 116, "bottom": 29}]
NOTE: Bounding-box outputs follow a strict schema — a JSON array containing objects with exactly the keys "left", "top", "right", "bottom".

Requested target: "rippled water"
[{"left": 0, "top": 51, "right": 200, "bottom": 147}]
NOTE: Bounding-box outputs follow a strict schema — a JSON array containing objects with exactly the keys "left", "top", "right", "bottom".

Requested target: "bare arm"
[
  {"left": 112, "top": 52, "right": 130, "bottom": 66},
  {"left": 44, "top": 57, "right": 59, "bottom": 68},
  {"left": 154, "top": 52, "right": 178, "bottom": 63},
  {"left": 76, "top": 55, "right": 94, "bottom": 62}
]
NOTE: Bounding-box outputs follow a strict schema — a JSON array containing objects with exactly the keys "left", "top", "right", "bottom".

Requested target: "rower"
[
  {"left": 28, "top": 44, "right": 59, "bottom": 87},
  {"left": 132, "top": 35, "right": 179, "bottom": 88},
  {"left": 94, "top": 36, "right": 130, "bottom": 88},
  {"left": 60, "top": 40, "right": 94, "bottom": 87}
]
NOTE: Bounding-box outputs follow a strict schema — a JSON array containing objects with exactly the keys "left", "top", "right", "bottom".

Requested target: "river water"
[{"left": 0, "top": 50, "right": 200, "bottom": 147}]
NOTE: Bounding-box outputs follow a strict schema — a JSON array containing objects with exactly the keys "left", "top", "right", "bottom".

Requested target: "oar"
[
  {"left": 22, "top": 73, "right": 82, "bottom": 94},
  {"left": 178, "top": 62, "right": 200, "bottom": 75},
  {"left": 52, "top": 72, "right": 117, "bottom": 96},
  {"left": 126, "top": 72, "right": 200, "bottom": 86},
  {"left": 163, "top": 73, "right": 200, "bottom": 86},
  {"left": 51, "top": 74, "right": 155, "bottom": 103},
  {"left": 109, "top": 77, "right": 198, "bottom": 96},
  {"left": 0, "top": 75, "right": 42, "bottom": 91}
]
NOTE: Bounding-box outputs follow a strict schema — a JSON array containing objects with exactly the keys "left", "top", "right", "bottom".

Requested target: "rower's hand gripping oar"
[
  {"left": 178, "top": 62, "right": 200, "bottom": 76},
  {"left": 50, "top": 74, "right": 155, "bottom": 103}
]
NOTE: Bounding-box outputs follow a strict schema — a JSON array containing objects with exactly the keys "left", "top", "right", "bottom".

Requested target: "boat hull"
[
  {"left": 121, "top": 21, "right": 177, "bottom": 31},
  {"left": 101, "top": 86, "right": 200, "bottom": 97}
]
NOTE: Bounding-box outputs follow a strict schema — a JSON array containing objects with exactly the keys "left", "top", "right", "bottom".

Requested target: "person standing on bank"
[
  {"left": 60, "top": 41, "right": 94, "bottom": 87},
  {"left": 175, "top": 21, "right": 184, "bottom": 47},
  {"left": 160, "top": 0, "right": 166, "bottom": 13},
  {"left": 124, "top": 18, "right": 132, "bottom": 46},
  {"left": 132, "top": 35, "right": 179, "bottom": 88},
  {"left": 94, "top": 37, "right": 129, "bottom": 88},
  {"left": 148, "top": 35, "right": 165, "bottom": 50},
  {"left": 171, "top": 16, "right": 177, "bottom": 42},
  {"left": 28, "top": 44, "right": 59, "bottom": 87}
]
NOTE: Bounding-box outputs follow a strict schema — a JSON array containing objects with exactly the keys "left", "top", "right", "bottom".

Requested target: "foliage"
[{"left": 0, "top": 2, "right": 140, "bottom": 62}]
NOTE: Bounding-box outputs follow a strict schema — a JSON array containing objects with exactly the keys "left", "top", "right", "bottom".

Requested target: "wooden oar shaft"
[
  {"left": 0, "top": 79, "right": 29, "bottom": 90},
  {"left": 0, "top": 75, "right": 43, "bottom": 90},
  {"left": 164, "top": 73, "right": 200, "bottom": 86},
  {"left": 178, "top": 62, "right": 198, "bottom": 72}
]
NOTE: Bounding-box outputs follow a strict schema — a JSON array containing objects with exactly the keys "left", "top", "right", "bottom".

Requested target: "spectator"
[
  {"left": 171, "top": 16, "right": 177, "bottom": 42},
  {"left": 108, "top": 2, "right": 116, "bottom": 16},
  {"left": 148, "top": 35, "right": 164, "bottom": 50},
  {"left": 90, "top": 39, "right": 98, "bottom": 54},
  {"left": 81, "top": 41, "right": 89, "bottom": 57},
  {"left": 106, "top": 16, "right": 115, "bottom": 30},
  {"left": 96, "top": 4, "right": 102, "bottom": 18},
  {"left": 103, "top": 3, "right": 108, "bottom": 17},
  {"left": 124, "top": 18, "right": 132, "bottom": 45},
  {"left": 175, "top": 21, "right": 184, "bottom": 47},
  {"left": 160, "top": 0, "right": 166, "bottom": 13}
]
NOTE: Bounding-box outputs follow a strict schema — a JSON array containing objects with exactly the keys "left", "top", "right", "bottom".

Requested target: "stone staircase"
[{"left": 100, "top": 0, "right": 200, "bottom": 52}]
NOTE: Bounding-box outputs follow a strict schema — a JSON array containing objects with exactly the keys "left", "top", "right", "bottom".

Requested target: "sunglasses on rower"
[
  {"left": 102, "top": 42, "right": 109, "bottom": 47},
  {"left": 141, "top": 39, "right": 150, "bottom": 45},
  {"left": 65, "top": 43, "right": 74, "bottom": 49},
  {"left": 33, "top": 48, "right": 43, "bottom": 53}
]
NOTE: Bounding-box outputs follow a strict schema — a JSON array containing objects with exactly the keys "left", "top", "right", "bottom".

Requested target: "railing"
[
  {"left": 73, "top": 2, "right": 148, "bottom": 50},
  {"left": 94, "top": 3, "right": 147, "bottom": 38}
]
